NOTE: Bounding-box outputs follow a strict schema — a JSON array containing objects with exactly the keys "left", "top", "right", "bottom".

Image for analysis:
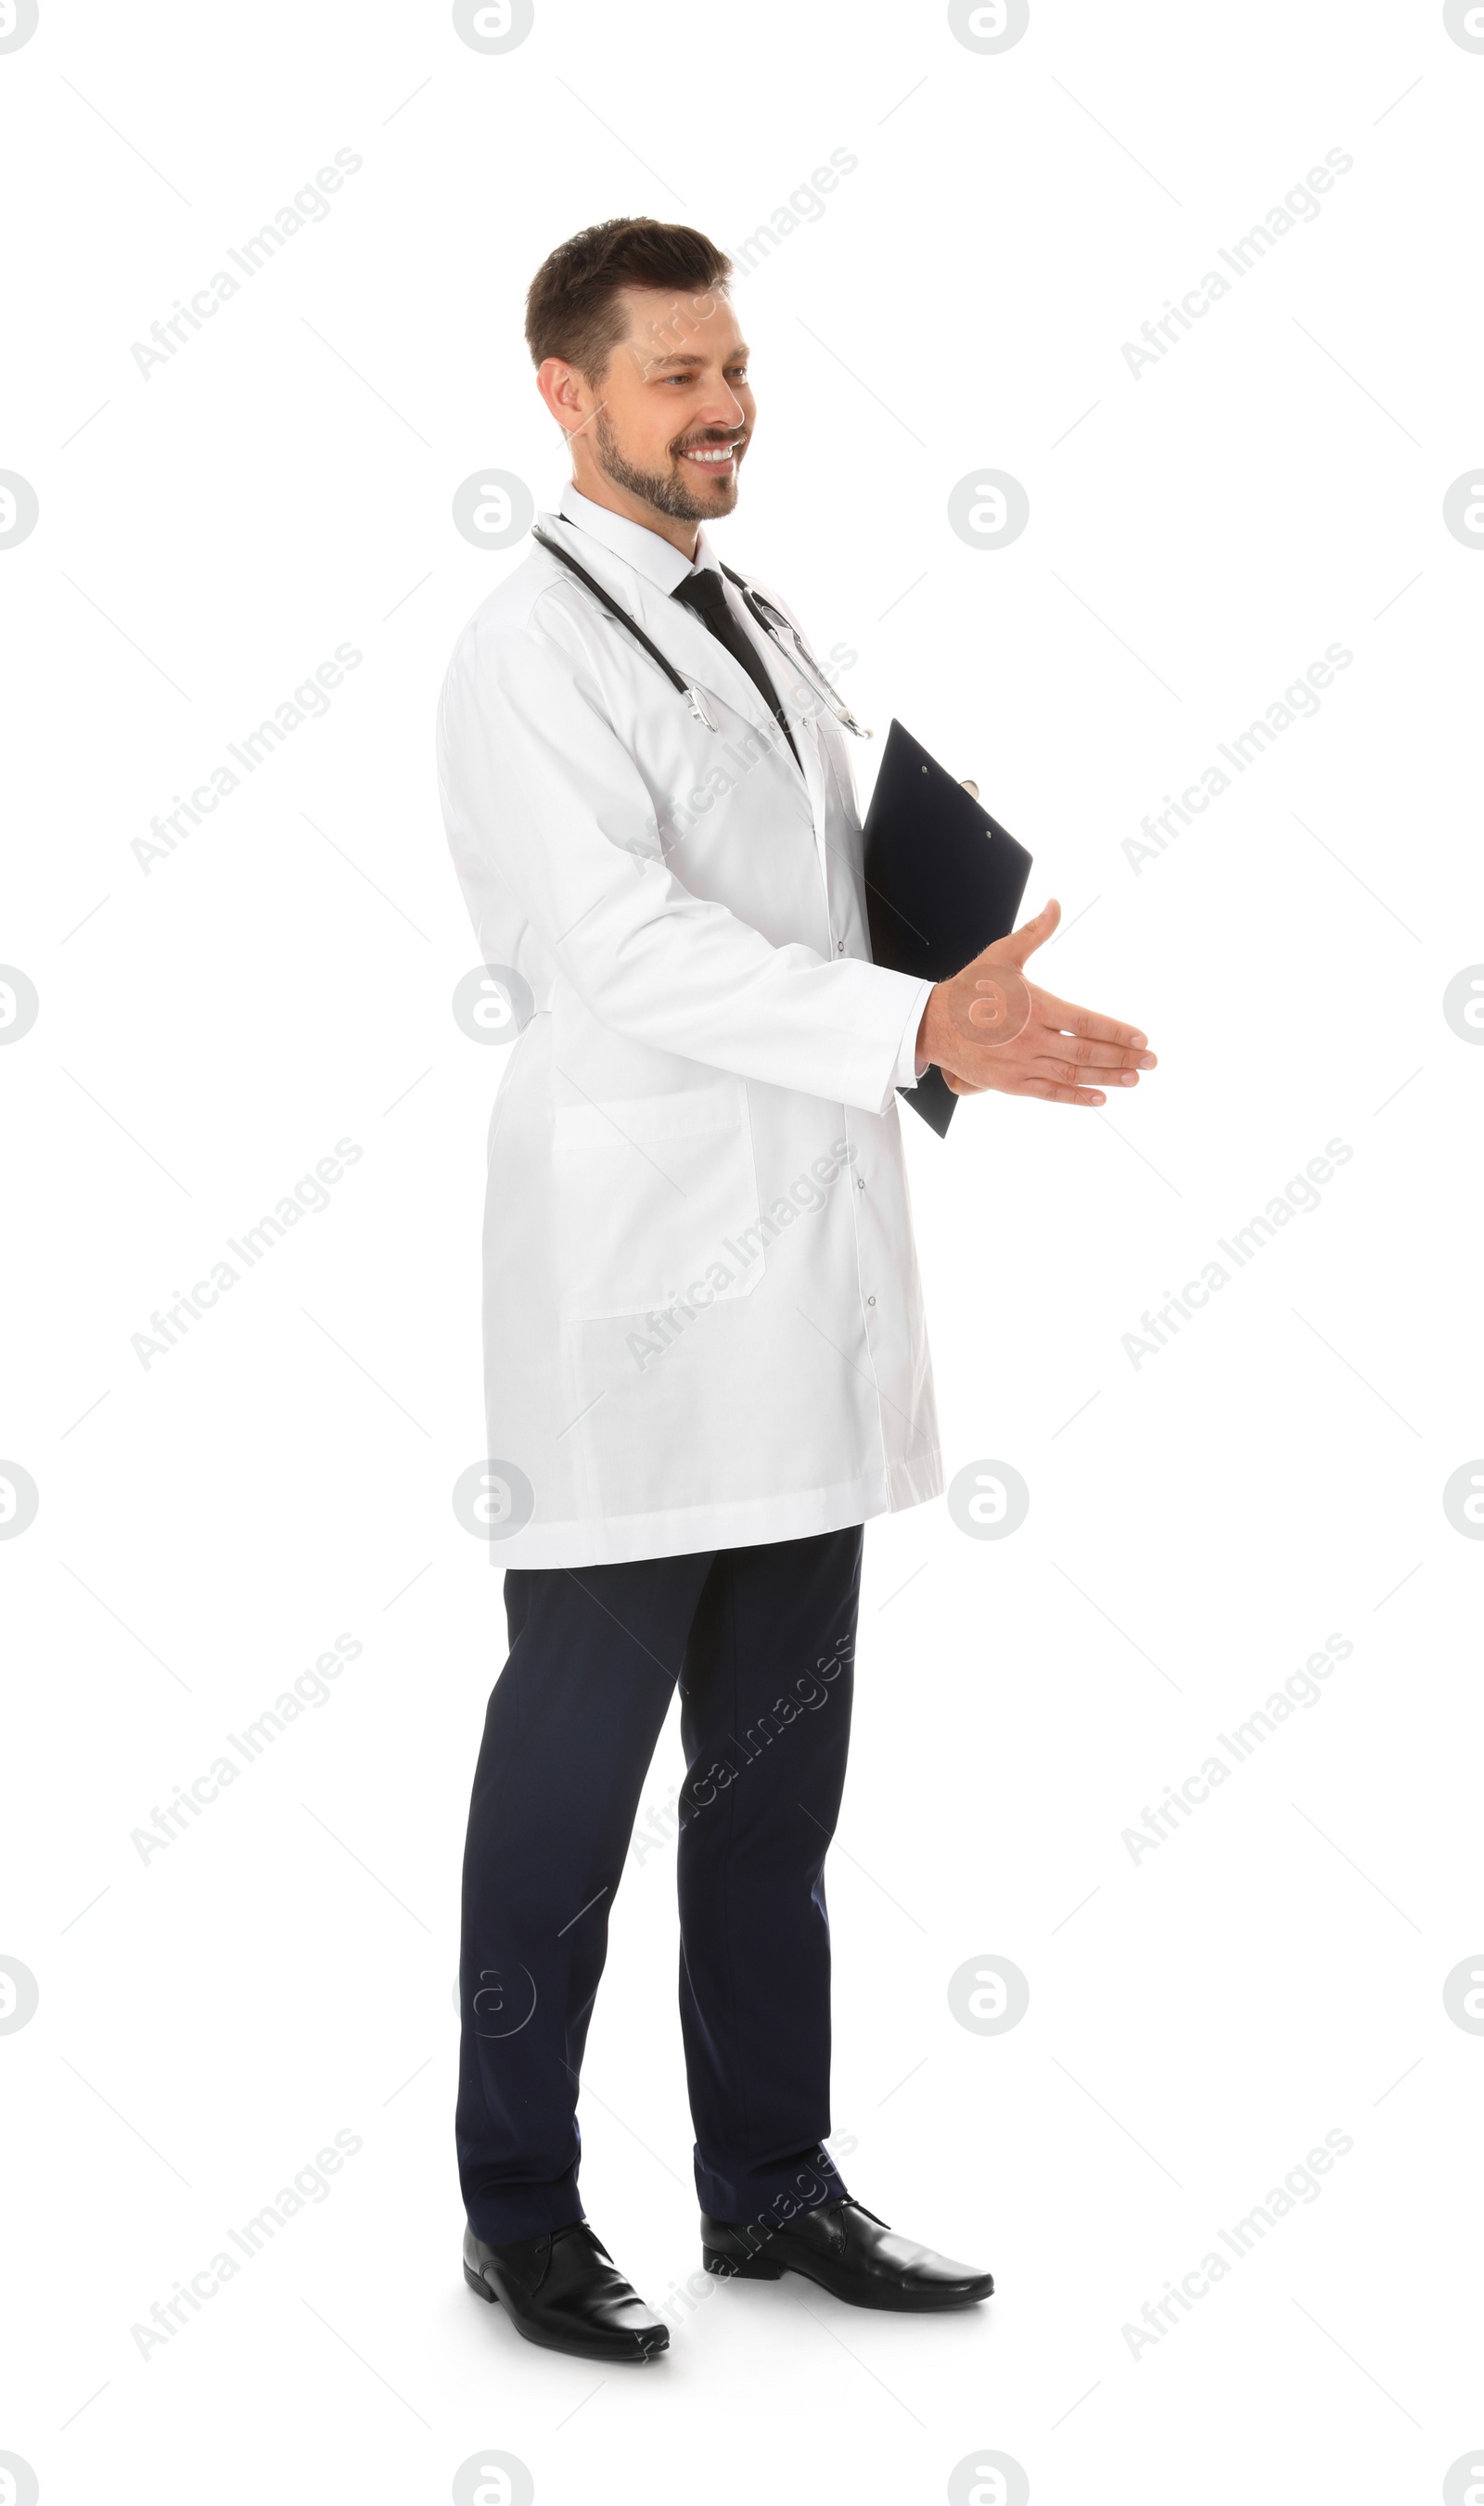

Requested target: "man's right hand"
[{"left": 915, "top": 898, "right": 1157, "bottom": 1106}]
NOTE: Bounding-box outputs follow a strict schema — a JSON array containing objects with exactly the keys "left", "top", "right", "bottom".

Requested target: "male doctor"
[{"left": 437, "top": 217, "right": 1156, "bottom": 2363}]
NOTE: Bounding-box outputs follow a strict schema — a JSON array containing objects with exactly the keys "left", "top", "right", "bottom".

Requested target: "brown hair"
[{"left": 524, "top": 217, "right": 733, "bottom": 381}]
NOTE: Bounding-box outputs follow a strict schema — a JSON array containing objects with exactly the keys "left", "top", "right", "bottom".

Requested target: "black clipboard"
[{"left": 862, "top": 719, "right": 1033, "bottom": 1137}]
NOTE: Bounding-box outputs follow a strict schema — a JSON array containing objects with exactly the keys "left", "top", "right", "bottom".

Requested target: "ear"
[{"left": 535, "top": 356, "right": 589, "bottom": 432}]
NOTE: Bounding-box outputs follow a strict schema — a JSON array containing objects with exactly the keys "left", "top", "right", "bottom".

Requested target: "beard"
[{"left": 592, "top": 406, "right": 740, "bottom": 521}]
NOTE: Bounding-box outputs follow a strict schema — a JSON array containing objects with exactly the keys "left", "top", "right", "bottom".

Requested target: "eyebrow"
[{"left": 645, "top": 343, "right": 751, "bottom": 369}]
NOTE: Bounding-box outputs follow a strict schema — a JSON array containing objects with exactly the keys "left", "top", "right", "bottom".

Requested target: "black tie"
[{"left": 671, "top": 569, "right": 802, "bottom": 772}]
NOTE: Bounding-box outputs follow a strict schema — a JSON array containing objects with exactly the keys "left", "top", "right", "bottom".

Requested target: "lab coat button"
[{"left": 866, "top": 1294, "right": 876, "bottom": 1306}]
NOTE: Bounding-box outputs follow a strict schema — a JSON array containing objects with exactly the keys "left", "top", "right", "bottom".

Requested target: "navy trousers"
[{"left": 456, "top": 1525, "right": 863, "bottom": 2245}]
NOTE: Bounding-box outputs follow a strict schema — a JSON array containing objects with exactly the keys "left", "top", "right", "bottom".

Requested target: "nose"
[{"left": 696, "top": 379, "right": 747, "bottom": 433}]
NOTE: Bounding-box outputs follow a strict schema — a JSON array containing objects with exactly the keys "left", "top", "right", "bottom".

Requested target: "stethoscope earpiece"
[
  {"left": 533, "top": 523, "right": 871, "bottom": 741},
  {"left": 728, "top": 574, "right": 872, "bottom": 739}
]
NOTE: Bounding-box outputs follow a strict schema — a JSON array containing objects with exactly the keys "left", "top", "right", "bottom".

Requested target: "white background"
[{"left": 3, "top": 2, "right": 1483, "bottom": 2500}]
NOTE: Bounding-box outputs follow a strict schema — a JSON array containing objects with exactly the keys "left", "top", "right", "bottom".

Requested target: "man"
[{"left": 436, "top": 217, "right": 1156, "bottom": 2364}]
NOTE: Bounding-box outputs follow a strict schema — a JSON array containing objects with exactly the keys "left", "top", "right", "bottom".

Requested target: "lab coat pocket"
[{"left": 550, "top": 1075, "right": 767, "bottom": 1321}]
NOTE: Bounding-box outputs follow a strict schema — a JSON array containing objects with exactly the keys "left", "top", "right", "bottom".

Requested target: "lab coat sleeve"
[
  {"left": 888, "top": 986, "right": 936, "bottom": 1092},
  {"left": 438, "top": 598, "right": 932, "bottom": 1118}
]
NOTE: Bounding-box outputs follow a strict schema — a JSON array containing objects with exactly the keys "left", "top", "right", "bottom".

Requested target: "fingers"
[
  {"left": 1031, "top": 1056, "right": 1145, "bottom": 1090},
  {"left": 935, "top": 949, "right": 1159, "bottom": 1107},
  {"left": 1030, "top": 1030, "right": 1157, "bottom": 1075},
  {"left": 1013, "top": 1075, "right": 1108, "bottom": 1106},
  {"left": 940, "top": 1040, "right": 1151, "bottom": 1095},
  {"left": 940, "top": 1060, "right": 1114, "bottom": 1106},
  {"left": 1033, "top": 990, "right": 1150, "bottom": 1052}
]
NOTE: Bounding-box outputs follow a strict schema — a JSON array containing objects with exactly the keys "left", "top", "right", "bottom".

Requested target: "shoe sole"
[
  {"left": 701, "top": 2246, "right": 992, "bottom": 2311},
  {"left": 463, "top": 2259, "right": 669, "bottom": 2361}
]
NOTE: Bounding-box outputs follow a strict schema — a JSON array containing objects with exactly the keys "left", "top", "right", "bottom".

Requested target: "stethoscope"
[{"left": 530, "top": 525, "right": 872, "bottom": 741}]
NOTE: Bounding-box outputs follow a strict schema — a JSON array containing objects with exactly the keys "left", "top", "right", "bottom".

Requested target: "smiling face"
[{"left": 536, "top": 284, "right": 755, "bottom": 552}]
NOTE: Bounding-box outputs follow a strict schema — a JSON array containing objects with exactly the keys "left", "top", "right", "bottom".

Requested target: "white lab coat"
[{"left": 436, "top": 484, "right": 942, "bottom": 1567}]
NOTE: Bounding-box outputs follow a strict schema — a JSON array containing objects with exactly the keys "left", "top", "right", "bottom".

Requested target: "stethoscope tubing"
[
  {"left": 530, "top": 525, "right": 870, "bottom": 740},
  {"left": 717, "top": 565, "right": 872, "bottom": 739}
]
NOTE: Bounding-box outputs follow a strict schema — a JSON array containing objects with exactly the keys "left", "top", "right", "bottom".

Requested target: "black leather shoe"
[
  {"left": 463, "top": 2220, "right": 669, "bottom": 2361},
  {"left": 700, "top": 2196, "right": 993, "bottom": 2312}
]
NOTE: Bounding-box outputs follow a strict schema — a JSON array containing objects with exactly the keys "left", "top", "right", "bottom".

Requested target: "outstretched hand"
[{"left": 915, "top": 899, "right": 1157, "bottom": 1105}]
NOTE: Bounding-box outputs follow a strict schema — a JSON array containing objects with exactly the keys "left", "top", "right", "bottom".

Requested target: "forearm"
[{"left": 441, "top": 619, "right": 930, "bottom": 1116}]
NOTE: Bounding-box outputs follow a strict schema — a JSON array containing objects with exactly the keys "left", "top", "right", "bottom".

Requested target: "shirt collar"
[{"left": 557, "top": 481, "right": 718, "bottom": 593}]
